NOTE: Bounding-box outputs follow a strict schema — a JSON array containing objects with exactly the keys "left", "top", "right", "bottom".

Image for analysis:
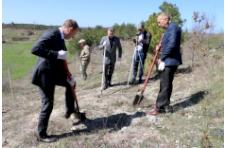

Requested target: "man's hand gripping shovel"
[{"left": 63, "top": 60, "right": 86, "bottom": 121}]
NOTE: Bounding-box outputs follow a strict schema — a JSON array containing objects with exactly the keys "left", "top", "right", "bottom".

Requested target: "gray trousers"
[
  {"left": 38, "top": 83, "right": 74, "bottom": 137},
  {"left": 80, "top": 60, "right": 90, "bottom": 80}
]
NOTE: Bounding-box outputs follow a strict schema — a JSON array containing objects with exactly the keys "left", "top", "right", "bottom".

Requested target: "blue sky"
[{"left": 2, "top": 0, "right": 224, "bottom": 32}]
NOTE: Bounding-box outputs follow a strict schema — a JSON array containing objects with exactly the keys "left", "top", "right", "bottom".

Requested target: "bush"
[
  {"left": 67, "top": 27, "right": 107, "bottom": 55},
  {"left": 2, "top": 38, "right": 7, "bottom": 43},
  {"left": 2, "top": 74, "right": 10, "bottom": 93},
  {"left": 27, "top": 30, "right": 34, "bottom": 36},
  {"left": 11, "top": 36, "right": 29, "bottom": 41}
]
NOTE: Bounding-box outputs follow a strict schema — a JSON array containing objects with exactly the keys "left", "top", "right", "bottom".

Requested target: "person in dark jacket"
[
  {"left": 98, "top": 27, "right": 122, "bottom": 89},
  {"left": 31, "top": 19, "right": 79, "bottom": 142},
  {"left": 130, "top": 24, "right": 151, "bottom": 84},
  {"left": 147, "top": 13, "right": 182, "bottom": 115}
]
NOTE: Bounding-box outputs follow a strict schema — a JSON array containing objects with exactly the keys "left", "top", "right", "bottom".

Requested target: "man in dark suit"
[
  {"left": 98, "top": 27, "right": 122, "bottom": 89},
  {"left": 147, "top": 13, "right": 182, "bottom": 115},
  {"left": 31, "top": 19, "right": 79, "bottom": 142},
  {"left": 130, "top": 24, "right": 151, "bottom": 84}
]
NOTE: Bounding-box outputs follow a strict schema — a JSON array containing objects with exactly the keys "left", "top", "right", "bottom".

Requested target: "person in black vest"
[
  {"left": 130, "top": 24, "right": 151, "bottom": 84},
  {"left": 31, "top": 19, "right": 79, "bottom": 142}
]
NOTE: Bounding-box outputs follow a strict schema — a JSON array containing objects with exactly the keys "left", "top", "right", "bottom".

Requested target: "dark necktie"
[
  {"left": 61, "top": 39, "right": 67, "bottom": 51},
  {"left": 109, "top": 37, "right": 114, "bottom": 48}
]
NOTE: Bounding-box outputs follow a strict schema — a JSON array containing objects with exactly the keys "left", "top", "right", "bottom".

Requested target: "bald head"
[
  {"left": 158, "top": 13, "right": 170, "bottom": 20},
  {"left": 157, "top": 13, "right": 170, "bottom": 29}
]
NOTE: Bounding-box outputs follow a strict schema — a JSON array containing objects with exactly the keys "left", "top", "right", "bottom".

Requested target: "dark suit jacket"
[
  {"left": 161, "top": 22, "right": 182, "bottom": 66},
  {"left": 134, "top": 30, "right": 151, "bottom": 54},
  {"left": 98, "top": 36, "right": 122, "bottom": 64},
  {"left": 31, "top": 29, "right": 68, "bottom": 88}
]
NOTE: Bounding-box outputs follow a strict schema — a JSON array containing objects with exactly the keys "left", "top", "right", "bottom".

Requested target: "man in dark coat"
[
  {"left": 147, "top": 13, "right": 182, "bottom": 115},
  {"left": 31, "top": 19, "right": 79, "bottom": 142},
  {"left": 130, "top": 24, "right": 151, "bottom": 84},
  {"left": 98, "top": 27, "right": 122, "bottom": 89}
]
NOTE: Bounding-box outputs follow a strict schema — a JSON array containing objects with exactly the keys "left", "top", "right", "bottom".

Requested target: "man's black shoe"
[
  {"left": 108, "top": 83, "right": 113, "bottom": 87},
  {"left": 138, "top": 78, "right": 143, "bottom": 84},
  {"left": 38, "top": 135, "right": 58, "bottom": 143},
  {"left": 129, "top": 78, "right": 135, "bottom": 84},
  {"left": 65, "top": 112, "right": 73, "bottom": 119},
  {"left": 103, "top": 85, "right": 108, "bottom": 90}
]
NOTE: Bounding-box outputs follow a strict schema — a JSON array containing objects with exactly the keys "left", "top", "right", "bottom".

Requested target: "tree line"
[{"left": 2, "top": 22, "right": 59, "bottom": 30}]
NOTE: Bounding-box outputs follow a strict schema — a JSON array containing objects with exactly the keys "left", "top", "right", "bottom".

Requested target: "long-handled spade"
[
  {"left": 127, "top": 44, "right": 137, "bottom": 85},
  {"left": 63, "top": 60, "right": 86, "bottom": 121},
  {"left": 133, "top": 34, "right": 164, "bottom": 106},
  {"left": 101, "top": 45, "right": 107, "bottom": 94},
  {"left": 127, "top": 36, "right": 140, "bottom": 85},
  {"left": 79, "top": 57, "right": 84, "bottom": 80}
]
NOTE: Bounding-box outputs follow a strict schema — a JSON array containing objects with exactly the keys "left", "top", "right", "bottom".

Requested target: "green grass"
[
  {"left": 2, "top": 42, "right": 37, "bottom": 80},
  {"left": 2, "top": 41, "right": 76, "bottom": 80}
]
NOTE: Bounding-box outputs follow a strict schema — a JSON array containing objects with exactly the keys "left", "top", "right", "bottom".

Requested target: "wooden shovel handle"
[
  {"left": 63, "top": 60, "right": 80, "bottom": 112},
  {"left": 141, "top": 33, "right": 164, "bottom": 91}
]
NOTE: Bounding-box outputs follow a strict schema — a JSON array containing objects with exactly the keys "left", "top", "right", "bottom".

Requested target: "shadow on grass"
[
  {"left": 171, "top": 90, "right": 208, "bottom": 113},
  {"left": 55, "top": 111, "right": 146, "bottom": 139},
  {"left": 175, "top": 66, "right": 192, "bottom": 74}
]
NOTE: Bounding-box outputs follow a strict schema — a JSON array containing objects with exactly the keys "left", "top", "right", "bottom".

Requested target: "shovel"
[
  {"left": 133, "top": 33, "right": 164, "bottom": 106},
  {"left": 63, "top": 60, "right": 86, "bottom": 121},
  {"left": 101, "top": 45, "right": 107, "bottom": 94},
  {"left": 127, "top": 44, "right": 137, "bottom": 85}
]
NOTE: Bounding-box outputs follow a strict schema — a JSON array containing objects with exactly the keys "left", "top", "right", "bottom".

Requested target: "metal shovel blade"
[
  {"left": 75, "top": 111, "right": 86, "bottom": 121},
  {"left": 133, "top": 92, "right": 144, "bottom": 107}
]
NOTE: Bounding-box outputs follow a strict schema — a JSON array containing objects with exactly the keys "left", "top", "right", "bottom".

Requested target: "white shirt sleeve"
[{"left": 137, "top": 34, "right": 144, "bottom": 51}]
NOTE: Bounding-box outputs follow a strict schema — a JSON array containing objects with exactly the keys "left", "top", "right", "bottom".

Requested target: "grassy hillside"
[{"left": 2, "top": 27, "right": 224, "bottom": 147}]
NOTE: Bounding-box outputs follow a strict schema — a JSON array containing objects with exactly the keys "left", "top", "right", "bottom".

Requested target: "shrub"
[
  {"left": 2, "top": 38, "right": 7, "bottom": 43},
  {"left": 2, "top": 74, "right": 10, "bottom": 93},
  {"left": 11, "top": 36, "right": 29, "bottom": 41},
  {"left": 27, "top": 30, "right": 34, "bottom": 36}
]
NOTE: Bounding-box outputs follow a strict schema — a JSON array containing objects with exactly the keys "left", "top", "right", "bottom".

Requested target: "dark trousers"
[
  {"left": 38, "top": 83, "right": 74, "bottom": 137},
  {"left": 104, "top": 62, "right": 115, "bottom": 87},
  {"left": 133, "top": 51, "right": 146, "bottom": 80},
  {"left": 156, "top": 66, "right": 177, "bottom": 112}
]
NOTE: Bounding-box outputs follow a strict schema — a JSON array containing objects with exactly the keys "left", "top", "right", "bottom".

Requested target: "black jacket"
[
  {"left": 134, "top": 30, "right": 152, "bottom": 54},
  {"left": 31, "top": 29, "right": 68, "bottom": 88}
]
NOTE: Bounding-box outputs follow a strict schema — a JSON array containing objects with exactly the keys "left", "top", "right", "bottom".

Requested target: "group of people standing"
[
  {"left": 31, "top": 13, "right": 182, "bottom": 142},
  {"left": 78, "top": 24, "right": 151, "bottom": 88}
]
